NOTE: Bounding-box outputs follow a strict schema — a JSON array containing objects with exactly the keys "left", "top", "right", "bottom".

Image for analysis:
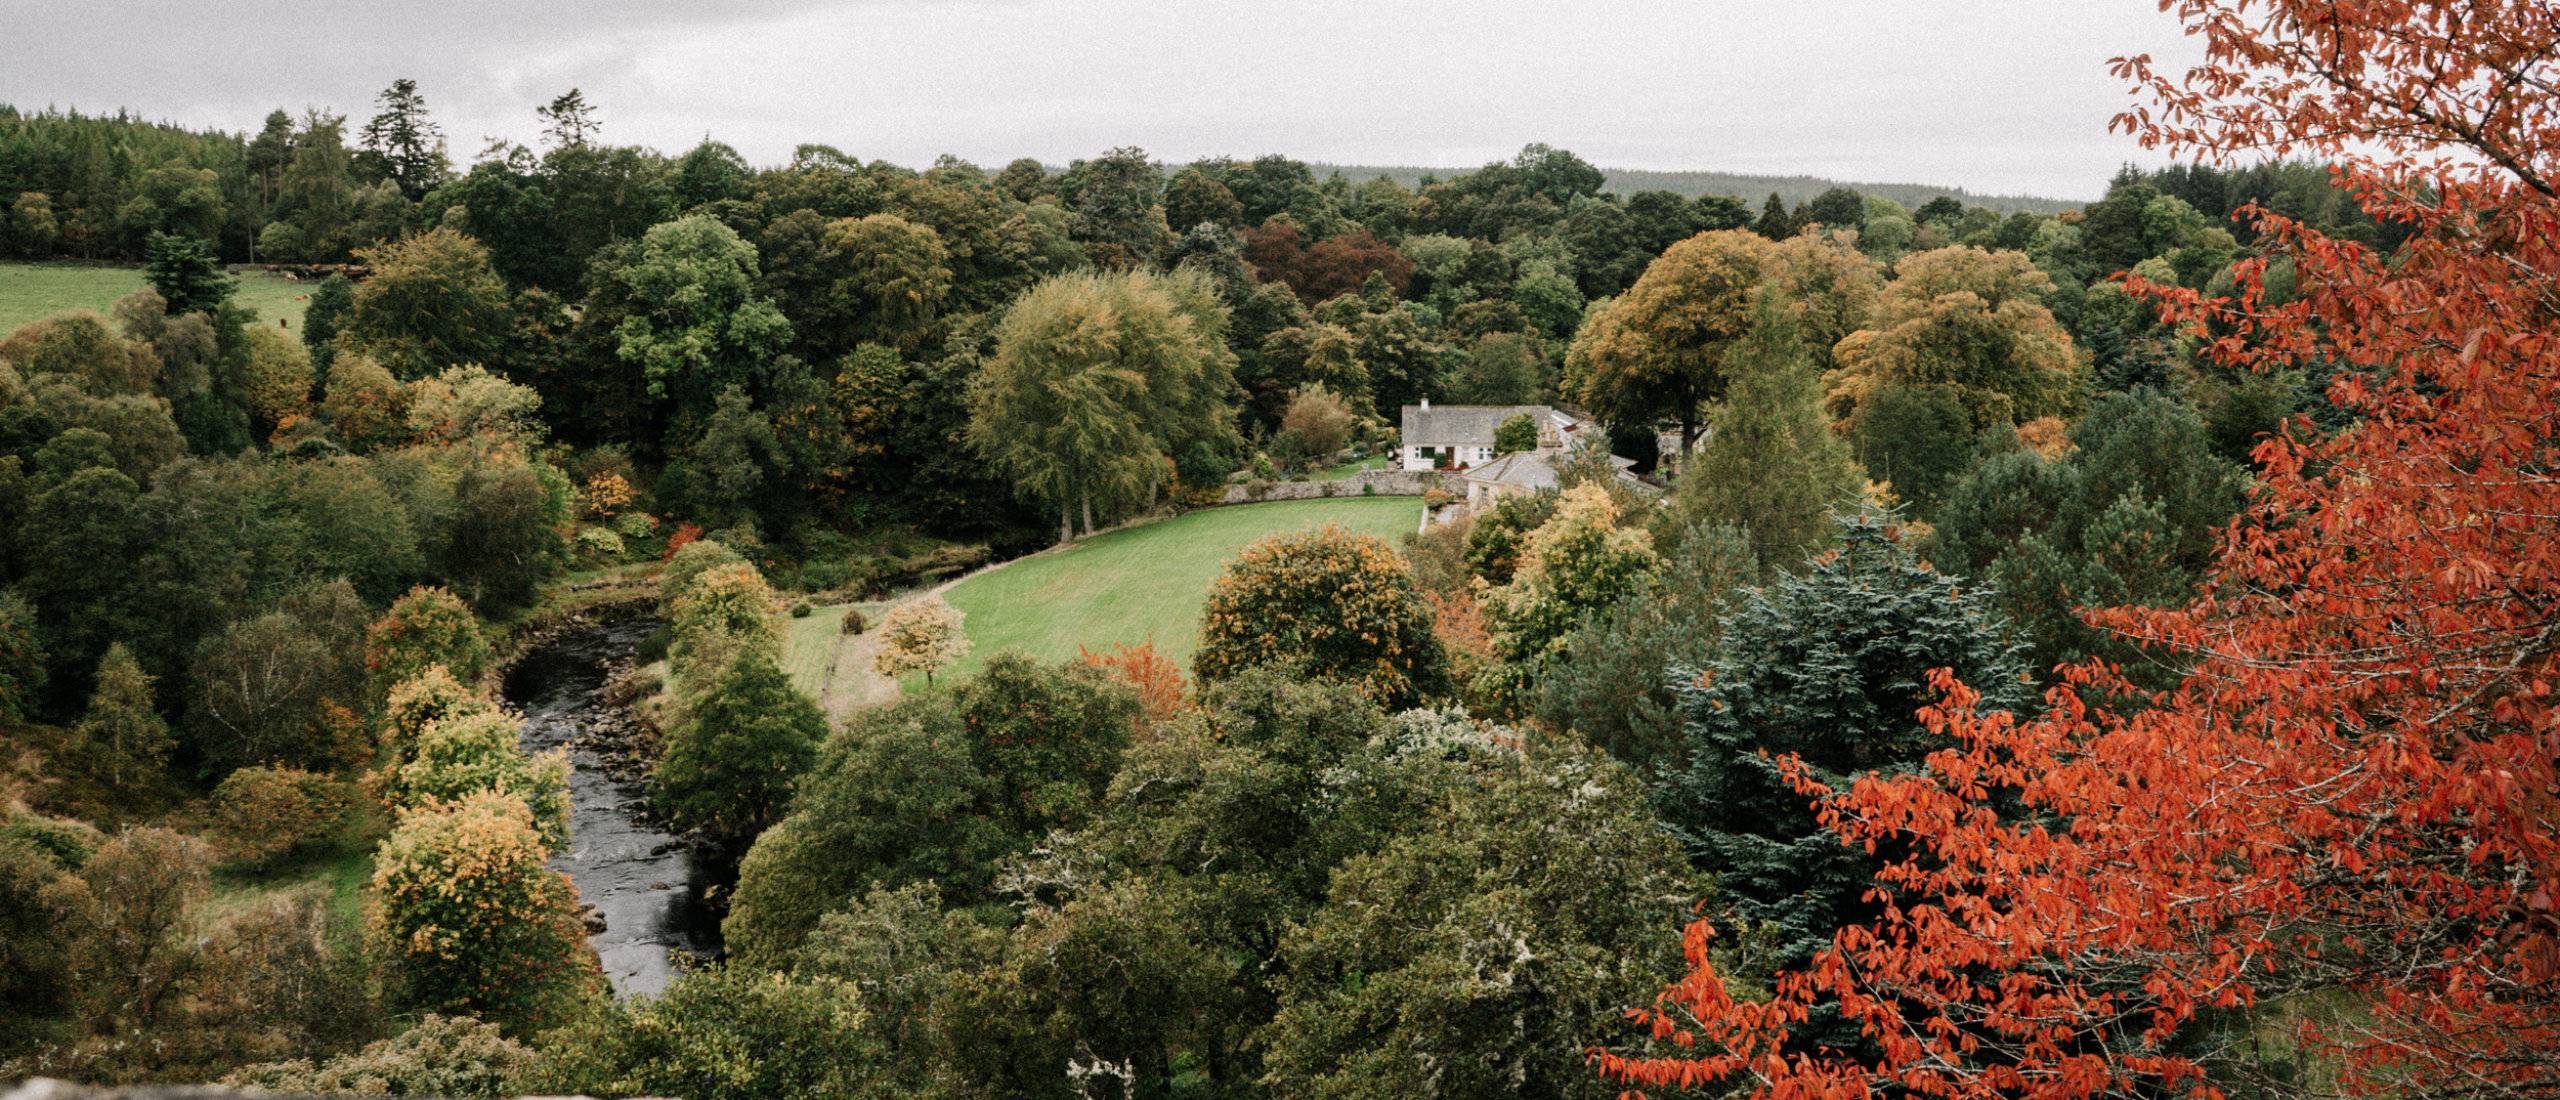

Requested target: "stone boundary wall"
[{"left": 1216, "top": 468, "right": 1452, "bottom": 505}]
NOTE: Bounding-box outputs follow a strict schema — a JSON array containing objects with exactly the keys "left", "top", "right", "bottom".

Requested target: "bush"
[
  {"left": 1363, "top": 481, "right": 1377, "bottom": 496},
  {"left": 659, "top": 538, "right": 747, "bottom": 608},
  {"left": 1423, "top": 489, "right": 1450, "bottom": 509},
  {"left": 225, "top": 1014, "right": 533, "bottom": 1098},
  {"left": 840, "top": 609, "right": 867, "bottom": 635},
  {"left": 574, "top": 527, "right": 626, "bottom": 556},
  {"left": 369, "top": 790, "right": 600, "bottom": 1031},
  {"left": 211, "top": 766, "right": 355, "bottom": 867},
  {"left": 387, "top": 711, "right": 572, "bottom": 851},
  {"left": 1, "top": 811, "right": 99, "bottom": 869},
  {"left": 1195, "top": 524, "right": 1454, "bottom": 710},
  {"left": 365, "top": 587, "right": 490, "bottom": 712},
  {"left": 521, "top": 968, "right": 880, "bottom": 1100},
  {"left": 1245, "top": 478, "right": 1274, "bottom": 500},
  {"left": 613, "top": 511, "right": 659, "bottom": 542},
  {"left": 790, "top": 600, "right": 814, "bottom": 619}
]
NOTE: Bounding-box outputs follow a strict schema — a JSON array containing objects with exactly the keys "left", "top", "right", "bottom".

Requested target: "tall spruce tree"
[{"left": 1656, "top": 509, "right": 2032, "bottom": 1055}]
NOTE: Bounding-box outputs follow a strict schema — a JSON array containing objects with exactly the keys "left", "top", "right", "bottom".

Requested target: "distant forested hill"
[{"left": 1312, "top": 163, "right": 2085, "bottom": 214}]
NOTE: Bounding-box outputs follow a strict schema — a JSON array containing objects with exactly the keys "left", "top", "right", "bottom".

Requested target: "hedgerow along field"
[
  {"left": 932, "top": 496, "right": 1424, "bottom": 685},
  {"left": 0, "top": 261, "right": 313, "bottom": 334}
]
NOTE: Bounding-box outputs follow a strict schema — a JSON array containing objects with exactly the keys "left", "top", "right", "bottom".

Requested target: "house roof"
[
  {"left": 1400, "top": 404, "right": 1576, "bottom": 444},
  {"left": 1461, "top": 449, "right": 1641, "bottom": 493}
]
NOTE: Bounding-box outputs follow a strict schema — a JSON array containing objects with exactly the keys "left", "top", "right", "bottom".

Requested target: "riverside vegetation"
[{"left": 3, "top": 6, "right": 2555, "bottom": 1096}]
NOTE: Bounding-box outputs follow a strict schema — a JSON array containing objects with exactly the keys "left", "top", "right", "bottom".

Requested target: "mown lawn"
[
  {"left": 1, "top": 261, "right": 311, "bottom": 335},
  {"left": 935, "top": 497, "right": 1423, "bottom": 684}
]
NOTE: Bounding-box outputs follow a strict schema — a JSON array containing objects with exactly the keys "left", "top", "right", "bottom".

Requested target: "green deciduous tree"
[
  {"left": 653, "top": 650, "right": 826, "bottom": 843},
  {"left": 969, "top": 268, "right": 1238, "bottom": 541},
  {"left": 724, "top": 653, "right": 1134, "bottom": 965},
  {"left": 1535, "top": 520, "right": 1758, "bottom": 776},
  {"left": 73, "top": 641, "right": 162, "bottom": 786},
  {"left": 602, "top": 214, "right": 795, "bottom": 429},
  {"left": 522, "top": 967, "right": 879, "bottom": 1100},
  {"left": 342, "top": 227, "right": 511, "bottom": 380},
  {"left": 0, "top": 590, "right": 47, "bottom": 726},
  {"left": 1566, "top": 229, "right": 1773, "bottom": 460},
  {"left": 365, "top": 585, "right": 491, "bottom": 712},
  {"left": 384, "top": 710, "right": 571, "bottom": 851},
  {"left": 1825, "top": 245, "right": 2085, "bottom": 439},
  {"left": 1262, "top": 738, "right": 1709, "bottom": 1100},
  {"left": 1481, "top": 482, "right": 1661, "bottom": 711}
]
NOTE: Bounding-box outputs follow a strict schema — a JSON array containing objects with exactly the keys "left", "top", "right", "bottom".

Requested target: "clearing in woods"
[
  {"left": 1, "top": 262, "right": 314, "bottom": 335},
  {"left": 931, "top": 496, "right": 1422, "bottom": 686}
]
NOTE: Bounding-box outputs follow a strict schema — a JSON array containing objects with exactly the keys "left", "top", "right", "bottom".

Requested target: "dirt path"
[{"left": 816, "top": 542, "right": 1057, "bottom": 722}]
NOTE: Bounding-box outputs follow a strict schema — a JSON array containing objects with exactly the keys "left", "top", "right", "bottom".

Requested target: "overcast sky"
[{"left": 0, "top": 0, "right": 2210, "bottom": 203}]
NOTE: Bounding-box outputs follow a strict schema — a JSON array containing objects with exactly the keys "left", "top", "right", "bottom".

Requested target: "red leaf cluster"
[{"left": 1599, "top": 4, "right": 2560, "bottom": 1098}]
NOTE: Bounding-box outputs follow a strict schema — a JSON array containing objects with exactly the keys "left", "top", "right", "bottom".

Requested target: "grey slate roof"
[
  {"left": 1462, "top": 449, "right": 1642, "bottom": 493},
  {"left": 1401, "top": 404, "right": 1552, "bottom": 445}
]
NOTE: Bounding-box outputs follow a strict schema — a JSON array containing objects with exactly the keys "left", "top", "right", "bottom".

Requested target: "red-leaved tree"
[{"left": 1599, "top": 3, "right": 2560, "bottom": 1099}]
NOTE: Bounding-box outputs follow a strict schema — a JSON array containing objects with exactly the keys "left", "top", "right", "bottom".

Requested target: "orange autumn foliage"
[
  {"left": 1600, "top": 4, "right": 2560, "bottom": 1100},
  {"left": 1076, "top": 638, "right": 1192, "bottom": 740}
]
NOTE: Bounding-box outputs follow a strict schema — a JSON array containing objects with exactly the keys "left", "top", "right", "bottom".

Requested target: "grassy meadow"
[
  {"left": 1, "top": 261, "right": 313, "bottom": 336},
  {"left": 931, "top": 497, "right": 1424, "bottom": 686}
]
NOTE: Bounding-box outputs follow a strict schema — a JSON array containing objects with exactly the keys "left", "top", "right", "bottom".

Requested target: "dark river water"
[{"left": 504, "top": 620, "right": 725, "bottom": 997}]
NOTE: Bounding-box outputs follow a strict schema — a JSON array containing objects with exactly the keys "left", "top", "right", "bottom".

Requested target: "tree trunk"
[
  {"left": 1060, "top": 500, "right": 1073, "bottom": 544},
  {"left": 1081, "top": 489, "right": 1095, "bottom": 537}
]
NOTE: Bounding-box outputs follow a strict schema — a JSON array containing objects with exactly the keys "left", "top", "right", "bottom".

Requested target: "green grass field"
[
  {"left": 1, "top": 261, "right": 311, "bottom": 336},
  {"left": 935, "top": 497, "right": 1423, "bottom": 684}
]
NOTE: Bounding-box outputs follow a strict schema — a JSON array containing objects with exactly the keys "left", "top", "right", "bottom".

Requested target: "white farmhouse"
[{"left": 1396, "top": 401, "right": 1590, "bottom": 471}]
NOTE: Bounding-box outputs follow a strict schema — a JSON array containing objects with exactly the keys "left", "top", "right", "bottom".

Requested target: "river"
[{"left": 504, "top": 620, "right": 726, "bottom": 997}]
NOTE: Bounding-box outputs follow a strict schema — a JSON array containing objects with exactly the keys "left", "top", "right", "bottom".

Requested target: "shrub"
[
  {"left": 658, "top": 538, "right": 746, "bottom": 608},
  {"left": 1363, "top": 481, "right": 1377, "bottom": 496},
  {"left": 520, "top": 968, "right": 879, "bottom": 1100},
  {"left": 790, "top": 600, "right": 814, "bottom": 619},
  {"left": 613, "top": 511, "right": 659, "bottom": 542},
  {"left": 1195, "top": 524, "right": 1454, "bottom": 710},
  {"left": 378, "top": 665, "right": 493, "bottom": 772},
  {"left": 574, "top": 527, "right": 626, "bottom": 556},
  {"left": 1245, "top": 478, "right": 1274, "bottom": 500},
  {"left": 369, "top": 790, "right": 600, "bottom": 1031},
  {"left": 211, "top": 766, "right": 355, "bottom": 867},
  {"left": 387, "top": 711, "right": 571, "bottom": 851},
  {"left": 840, "top": 609, "right": 867, "bottom": 635},
  {"left": 365, "top": 587, "right": 490, "bottom": 712},
  {"left": 1, "top": 811, "right": 99, "bottom": 869},
  {"left": 225, "top": 1013, "right": 534, "bottom": 1098},
  {"left": 1423, "top": 489, "right": 1450, "bottom": 509},
  {"left": 662, "top": 522, "right": 704, "bottom": 560}
]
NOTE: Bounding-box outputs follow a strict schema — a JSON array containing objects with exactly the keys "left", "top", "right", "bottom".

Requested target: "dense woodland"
[{"left": 2, "top": 4, "right": 2555, "bottom": 1095}]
